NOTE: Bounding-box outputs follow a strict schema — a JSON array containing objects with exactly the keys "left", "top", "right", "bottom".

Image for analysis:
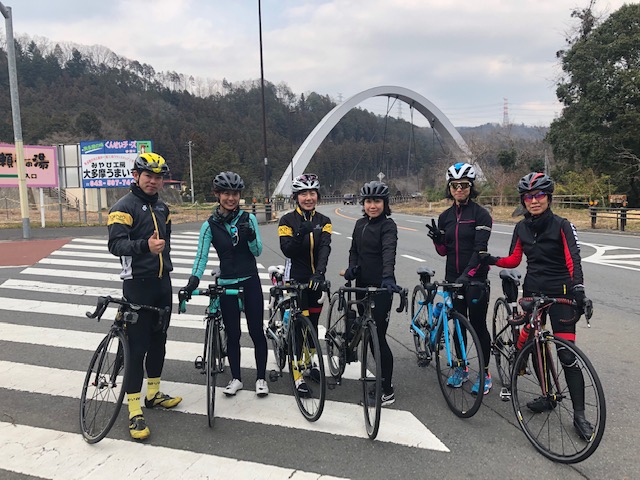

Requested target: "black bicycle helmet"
[
  {"left": 213, "top": 171, "right": 245, "bottom": 191},
  {"left": 517, "top": 172, "right": 555, "bottom": 194},
  {"left": 360, "top": 180, "right": 389, "bottom": 199},
  {"left": 133, "top": 152, "right": 170, "bottom": 176}
]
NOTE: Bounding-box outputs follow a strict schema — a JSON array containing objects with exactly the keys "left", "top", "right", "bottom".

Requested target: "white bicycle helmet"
[
  {"left": 291, "top": 173, "right": 320, "bottom": 193},
  {"left": 446, "top": 162, "right": 476, "bottom": 182}
]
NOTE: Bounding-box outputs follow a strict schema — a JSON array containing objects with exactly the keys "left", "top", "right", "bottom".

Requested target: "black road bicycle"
[
  {"left": 178, "top": 273, "right": 242, "bottom": 427},
  {"left": 491, "top": 268, "right": 606, "bottom": 463},
  {"left": 325, "top": 279, "right": 407, "bottom": 439},
  {"left": 80, "top": 296, "right": 170, "bottom": 443}
]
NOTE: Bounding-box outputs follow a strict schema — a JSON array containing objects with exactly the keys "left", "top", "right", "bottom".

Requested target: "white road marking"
[
  {"left": 0, "top": 422, "right": 347, "bottom": 480},
  {"left": 0, "top": 361, "right": 449, "bottom": 451},
  {"left": 402, "top": 254, "right": 425, "bottom": 262}
]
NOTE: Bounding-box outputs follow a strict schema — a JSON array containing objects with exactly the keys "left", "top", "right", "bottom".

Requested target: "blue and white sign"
[{"left": 80, "top": 140, "right": 152, "bottom": 188}]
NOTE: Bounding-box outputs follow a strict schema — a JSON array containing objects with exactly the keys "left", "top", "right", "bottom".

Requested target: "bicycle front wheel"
[
  {"left": 361, "top": 320, "right": 382, "bottom": 439},
  {"left": 511, "top": 335, "right": 606, "bottom": 463},
  {"left": 325, "top": 292, "right": 347, "bottom": 379},
  {"left": 492, "top": 298, "right": 516, "bottom": 390},
  {"left": 206, "top": 318, "right": 221, "bottom": 428},
  {"left": 80, "top": 329, "right": 129, "bottom": 443},
  {"left": 435, "top": 311, "right": 485, "bottom": 418},
  {"left": 267, "top": 301, "right": 287, "bottom": 371},
  {"left": 288, "top": 314, "right": 326, "bottom": 422},
  {"left": 411, "top": 285, "right": 431, "bottom": 366}
]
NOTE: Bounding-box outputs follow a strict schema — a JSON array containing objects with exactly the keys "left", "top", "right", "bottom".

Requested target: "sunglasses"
[
  {"left": 229, "top": 225, "right": 239, "bottom": 246},
  {"left": 523, "top": 191, "right": 547, "bottom": 203},
  {"left": 450, "top": 181, "right": 472, "bottom": 190}
]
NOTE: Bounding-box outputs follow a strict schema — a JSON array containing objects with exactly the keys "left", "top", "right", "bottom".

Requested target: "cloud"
[{"left": 5, "top": 0, "right": 630, "bottom": 126}]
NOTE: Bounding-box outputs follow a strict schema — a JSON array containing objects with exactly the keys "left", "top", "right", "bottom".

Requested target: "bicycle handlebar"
[
  {"left": 337, "top": 285, "right": 408, "bottom": 313},
  {"left": 86, "top": 296, "right": 170, "bottom": 323},
  {"left": 178, "top": 285, "right": 244, "bottom": 314}
]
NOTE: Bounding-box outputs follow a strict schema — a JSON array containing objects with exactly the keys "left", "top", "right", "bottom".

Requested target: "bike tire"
[
  {"left": 435, "top": 311, "right": 485, "bottom": 418},
  {"left": 361, "top": 320, "right": 382, "bottom": 439},
  {"left": 288, "top": 313, "right": 326, "bottom": 422},
  {"left": 411, "top": 284, "right": 431, "bottom": 366},
  {"left": 267, "top": 303, "right": 287, "bottom": 371},
  {"left": 511, "top": 335, "right": 606, "bottom": 464},
  {"left": 79, "top": 329, "right": 129, "bottom": 443},
  {"left": 325, "top": 292, "right": 347, "bottom": 379},
  {"left": 492, "top": 297, "right": 516, "bottom": 390},
  {"left": 206, "top": 318, "right": 220, "bottom": 428}
]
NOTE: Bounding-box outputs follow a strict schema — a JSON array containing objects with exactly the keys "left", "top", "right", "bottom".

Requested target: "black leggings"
[
  {"left": 123, "top": 276, "right": 172, "bottom": 394},
  {"left": 453, "top": 281, "right": 491, "bottom": 371},
  {"left": 357, "top": 291, "right": 394, "bottom": 394},
  {"left": 220, "top": 275, "right": 268, "bottom": 381}
]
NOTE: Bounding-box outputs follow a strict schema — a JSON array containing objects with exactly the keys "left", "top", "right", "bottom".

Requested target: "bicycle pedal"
[
  {"left": 268, "top": 370, "right": 280, "bottom": 382},
  {"left": 499, "top": 387, "right": 511, "bottom": 401},
  {"left": 194, "top": 356, "right": 204, "bottom": 370}
]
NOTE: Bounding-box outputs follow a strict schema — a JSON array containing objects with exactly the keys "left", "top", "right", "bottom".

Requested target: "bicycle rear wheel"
[
  {"left": 411, "top": 285, "right": 431, "bottom": 366},
  {"left": 511, "top": 335, "right": 606, "bottom": 463},
  {"left": 435, "top": 311, "right": 485, "bottom": 418},
  {"left": 80, "top": 329, "right": 129, "bottom": 443},
  {"left": 288, "top": 314, "right": 326, "bottom": 422},
  {"left": 361, "top": 320, "right": 382, "bottom": 439},
  {"left": 206, "top": 318, "right": 221, "bottom": 428},
  {"left": 492, "top": 298, "right": 516, "bottom": 391},
  {"left": 325, "top": 292, "right": 347, "bottom": 379}
]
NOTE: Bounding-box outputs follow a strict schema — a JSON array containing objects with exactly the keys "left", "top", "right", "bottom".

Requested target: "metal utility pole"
[
  {"left": 187, "top": 141, "right": 195, "bottom": 203},
  {"left": 1, "top": 2, "right": 30, "bottom": 238},
  {"left": 258, "top": 0, "right": 269, "bottom": 201}
]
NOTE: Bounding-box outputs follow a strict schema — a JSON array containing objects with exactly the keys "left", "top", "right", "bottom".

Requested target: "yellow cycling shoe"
[
  {"left": 144, "top": 391, "right": 182, "bottom": 409},
  {"left": 129, "top": 415, "right": 150, "bottom": 440}
]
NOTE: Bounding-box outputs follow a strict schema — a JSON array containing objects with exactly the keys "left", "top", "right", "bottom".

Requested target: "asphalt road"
[{"left": 0, "top": 204, "right": 637, "bottom": 479}]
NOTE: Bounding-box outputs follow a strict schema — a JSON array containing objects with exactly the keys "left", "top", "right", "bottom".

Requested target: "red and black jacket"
[{"left": 495, "top": 208, "right": 584, "bottom": 295}]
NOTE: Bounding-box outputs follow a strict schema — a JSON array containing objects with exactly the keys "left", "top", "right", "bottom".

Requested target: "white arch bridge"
[{"left": 272, "top": 85, "right": 476, "bottom": 197}]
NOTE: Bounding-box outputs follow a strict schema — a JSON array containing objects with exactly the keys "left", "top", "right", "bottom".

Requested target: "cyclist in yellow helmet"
[{"left": 107, "top": 152, "right": 181, "bottom": 440}]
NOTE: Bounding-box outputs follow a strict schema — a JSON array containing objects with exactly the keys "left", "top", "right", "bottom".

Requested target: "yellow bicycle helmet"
[{"left": 133, "top": 152, "right": 170, "bottom": 176}]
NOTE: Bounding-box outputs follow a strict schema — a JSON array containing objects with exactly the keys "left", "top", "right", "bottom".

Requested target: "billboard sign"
[
  {"left": 80, "top": 140, "right": 152, "bottom": 188},
  {"left": 0, "top": 143, "right": 58, "bottom": 187}
]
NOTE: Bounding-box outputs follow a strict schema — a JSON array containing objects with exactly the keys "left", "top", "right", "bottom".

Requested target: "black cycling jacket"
[
  {"left": 279, "top": 207, "right": 332, "bottom": 282},
  {"left": 108, "top": 183, "right": 173, "bottom": 280},
  {"left": 435, "top": 200, "right": 492, "bottom": 281},
  {"left": 495, "top": 208, "right": 584, "bottom": 295},
  {"left": 348, "top": 214, "right": 398, "bottom": 286}
]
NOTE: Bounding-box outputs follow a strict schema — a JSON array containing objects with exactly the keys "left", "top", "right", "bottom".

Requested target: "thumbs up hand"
[{"left": 148, "top": 230, "right": 165, "bottom": 254}]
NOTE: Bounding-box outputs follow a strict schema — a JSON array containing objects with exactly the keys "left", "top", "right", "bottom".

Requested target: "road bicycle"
[
  {"left": 265, "top": 269, "right": 328, "bottom": 422},
  {"left": 325, "top": 280, "right": 407, "bottom": 439},
  {"left": 491, "top": 268, "right": 606, "bottom": 463},
  {"left": 408, "top": 266, "right": 485, "bottom": 418},
  {"left": 79, "top": 296, "right": 170, "bottom": 443},
  {"left": 178, "top": 273, "right": 242, "bottom": 428}
]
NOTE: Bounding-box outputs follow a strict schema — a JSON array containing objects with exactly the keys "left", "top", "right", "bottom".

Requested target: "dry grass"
[
  {"left": 393, "top": 200, "right": 639, "bottom": 233},
  {"left": 0, "top": 201, "right": 637, "bottom": 233}
]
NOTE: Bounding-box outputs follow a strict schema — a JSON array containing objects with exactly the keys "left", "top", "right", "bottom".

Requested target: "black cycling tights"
[
  {"left": 453, "top": 282, "right": 491, "bottom": 370},
  {"left": 123, "top": 276, "right": 172, "bottom": 394},
  {"left": 220, "top": 275, "right": 268, "bottom": 381}
]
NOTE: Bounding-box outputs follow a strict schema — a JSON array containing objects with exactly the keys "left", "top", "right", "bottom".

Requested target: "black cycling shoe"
[
  {"left": 526, "top": 396, "right": 557, "bottom": 413},
  {"left": 573, "top": 411, "right": 594, "bottom": 441}
]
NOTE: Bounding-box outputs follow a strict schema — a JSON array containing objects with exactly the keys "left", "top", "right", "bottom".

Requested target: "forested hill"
[{"left": 0, "top": 37, "right": 545, "bottom": 200}]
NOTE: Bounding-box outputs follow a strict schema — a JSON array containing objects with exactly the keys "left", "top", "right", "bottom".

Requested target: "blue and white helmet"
[{"left": 446, "top": 162, "right": 476, "bottom": 182}]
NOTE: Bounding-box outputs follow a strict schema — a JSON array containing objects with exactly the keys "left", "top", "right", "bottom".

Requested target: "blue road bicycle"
[{"left": 409, "top": 266, "right": 485, "bottom": 418}]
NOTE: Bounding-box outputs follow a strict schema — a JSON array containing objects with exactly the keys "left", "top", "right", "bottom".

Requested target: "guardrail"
[{"left": 588, "top": 206, "right": 639, "bottom": 232}]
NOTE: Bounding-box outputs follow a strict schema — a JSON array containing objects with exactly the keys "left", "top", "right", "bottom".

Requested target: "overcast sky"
[{"left": 4, "top": 0, "right": 633, "bottom": 127}]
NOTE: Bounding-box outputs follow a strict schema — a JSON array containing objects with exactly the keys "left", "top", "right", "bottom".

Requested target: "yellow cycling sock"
[
  {"left": 146, "top": 377, "right": 160, "bottom": 400},
  {"left": 127, "top": 393, "right": 143, "bottom": 419}
]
